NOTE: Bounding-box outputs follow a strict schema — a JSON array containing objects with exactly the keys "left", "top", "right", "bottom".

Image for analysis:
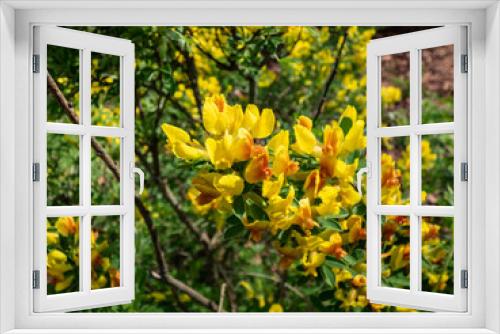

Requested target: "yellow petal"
[
  {"left": 214, "top": 174, "right": 244, "bottom": 196},
  {"left": 243, "top": 104, "right": 260, "bottom": 131},
  {"left": 161, "top": 123, "right": 191, "bottom": 144},
  {"left": 202, "top": 99, "right": 223, "bottom": 135},
  {"left": 269, "top": 303, "right": 284, "bottom": 312},
  {"left": 343, "top": 120, "right": 366, "bottom": 153},
  {"left": 172, "top": 141, "right": 207, "bottom": 160},
  {"left": 298, "top": 115, "right": 313, "bottom": 130},
  {"left": 291, "top": 124, "right": 317, "bottom": 155},
  {"left": 268, "top": 130, "right": 289, "bottom": 152},
  {"left": 232, "top": 128, "right": 253, "bottom": 162},
  {"left": 262, "top": 174, "right": 284, "bottom": 199},
  {"left": 253, "top": 108, "right": 275, "bottom": 139},
  {"left": 340, "top": 105, "right": 357, "bottom": 123}
]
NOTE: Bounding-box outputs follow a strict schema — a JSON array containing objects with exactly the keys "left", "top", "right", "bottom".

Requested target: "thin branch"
[
  {"left": 218, "top": 283, "right": 227, "bottom": 312},
  {"left": 312, "top": 28, "right": 349, "bottom": 122},
  {"left": 180, "top": 48, "right": 203, "bottom": 119},
  {"left": 47, "top": 72, "right": 220, "bottom": 312}
]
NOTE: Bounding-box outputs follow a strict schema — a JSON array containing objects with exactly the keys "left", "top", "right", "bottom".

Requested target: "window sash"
[
  {"left": 366, "top": 26, "right": 468, "bottom": 312},
  {"left": 32, "top": 26, "right": 135, "bottom": 313}
]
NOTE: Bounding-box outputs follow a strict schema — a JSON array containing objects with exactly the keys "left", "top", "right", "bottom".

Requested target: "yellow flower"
[
  {"left": 47, "top": 231, "right": 60, "bottom": 245},
  {"left": 244, "top": 147, "right": 272, "bottom": 184},
  {"left": 352, "top": 274, "right": 367, "bottom": 287},
  {"left": 291, "top": 124, "right": 320, "bottom": 156},
  {"left": 239, "top": 280, "right": 255, "bottom": 299},
  {"left": 268, "top": 131, "right": 299, "bottom": 176},
  {"left": 205, "top": 134, "right": 235, "bottom": 169},
  {"left": 319, "top": 123, "right": 344, "bottom": 178},
  {"left": 55, "top": 216, "right": 78, "bottom": 237},
  {"left": 161, "top": 123, "right": 207, "bottom": 160},
  {"left": 269, "top": 303, "right": 284, "bottom": 312},
  {"left": 242, "top": 217, "right": 269, "bottom": 242},
  {"left": 242, "top": 104, "right": 275, "bottom": 139},
  {"left": 262, "top": 174, "right": 284, "bottom": 199},
  {"left": 214, "top": 174, "right": 244, "bottom": 196},
  {"left": 319, "top": 232, "right": 346, "bottom": 259},
  {"left": 189, "top": 173, "right": 243, "bottom": 211},
  {"left": 315, "top": 185, "right": 341, "bottom": 216},
  {"left": 381, "top": 85, "right": 402, "bottom": 107},
  {"left": 303, "top": 169, "right": 324, "bottom": 200},
  {"left": 301, "top": 251, "right": 325, "bottom": 277},
  {"left": 202, "top": 94, "right": 243, "bottom": 136},
  {"left": 293, "top": 198, "right": 317, "bottom": 230},
  {"left": 339, "top": 182, "right": 362, "bottom": 207}
]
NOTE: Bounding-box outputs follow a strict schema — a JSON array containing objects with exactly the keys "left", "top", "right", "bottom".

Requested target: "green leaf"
[
  {"left": 224, "top": 224, "right": 244, "bottom": 240},
  {"left": 325, "top": 256, "right": 346, "bottom": 269},
  {"left": 226, "top": 214, "right": 241, "bottom": 226},
  {"left": 321, "top": 266, "right": 336, "bottom": 288},
  {"left": 342, "top": 254, "right": 357, "bottom": 266},
  {"left": 340, "top": 117, "right": 353, "bottom": 136},
  {"left": 317, "top": 216, "right": 342, "bottom": 231},
  {"left": 233, "top": 196, "right": 245, "bottom": 216}
]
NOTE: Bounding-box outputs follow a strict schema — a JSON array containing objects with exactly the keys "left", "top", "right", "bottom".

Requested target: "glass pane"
[
  {"left": 380, "top": 136, "right": 410, "bottom": 205},
  {"left": 91, "top": 216, "right": 121, "bottom": 290},
  {"left": 421, "top": 134, "right": 453, "bottom": 206},
  {"left": 381, "top": 52, "right": 410, "bottom": 127},
  {"left": 421, "top": 216, "right": 454, "bottom": 294},
  {"left": 421, "top": 45, "right": 454, "bottom": 124},
  {"left": 91, "top": 137, "right": 121, "bottom": 205},
  {"left": 91, "top": 53, "right": 121, "bottom": 127},
  {"left": 47, "top": 134, "right": 80, "bottom": 206},
  {"left": 381, "top": 215, "right": 410, "bottom": 289},
  {"left": 47, "top": 45, "right": 80, "bottom": 124},
  {"left": 47, "top": 216, "right": 80, "bottom": 295}
]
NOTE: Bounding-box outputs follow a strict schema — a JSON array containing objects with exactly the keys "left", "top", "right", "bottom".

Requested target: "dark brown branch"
[
  {"left": 47, "top": 72, "right": 220, "bottom": 312},
  {"left": 312, "top": 28, "right": 349, "bottom": 122},
  {"left": 179, "top": 50, "right": 203, "bottom": 119}
]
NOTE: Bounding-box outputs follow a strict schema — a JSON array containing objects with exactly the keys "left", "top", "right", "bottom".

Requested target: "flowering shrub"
[{"left": 46, "top": 26, "right": 454, "bottom": 312}]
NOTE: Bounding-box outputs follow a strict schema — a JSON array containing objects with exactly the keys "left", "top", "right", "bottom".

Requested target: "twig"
[
  {"left": 312, "top": 28, "right": 349, "bottom": 122},
  {"left": 47, "top": 72, "right": 220, "bottom": 312},
  {"left": 218, "top": 283, "right": 227, "bottom": 312}
]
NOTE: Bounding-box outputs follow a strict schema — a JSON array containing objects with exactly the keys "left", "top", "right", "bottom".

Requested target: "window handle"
[
  {"left": 130, "top": 162, "right": 145, "bottom": 195},
  {"left": 356, "top": 162, "right": 371, "bottom": 195}
]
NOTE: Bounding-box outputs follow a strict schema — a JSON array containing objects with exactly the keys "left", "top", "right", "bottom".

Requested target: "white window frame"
[
  {"left": 32, "top": 26, "right": 136, "bottom": 312},
  {"left": 0, "top": 1, "right": 499, "bottom": 333},
  {"left": 366, "top": 26, "right": 468, "bottom": 312}
]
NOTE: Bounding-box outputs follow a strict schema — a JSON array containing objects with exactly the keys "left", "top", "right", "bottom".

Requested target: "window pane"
[
  {"left": 47, "top": 134, "right": 80, "bottom": 206},
  {"left": 381, "top": 215, "right": 410, "bottom": 289},
  {"left": 421, "top": 134, "right": 453, "bottom": 206},
  {"left": 380, "top": 52, "right": 410, "bottom": 127},
  {"left": 47, "top": 216, "right": 80, "bottom": 295},
  {"left": 91, "top": 137, "right": 121, "bottom": 205},
  {"left": 421, "top": 216, "right": 454, "bottom": 294},
  {"left": 47, "top": 45, "right": 80, "bottom": 124},
  {"left": 380, "top": 136, "right": 410, "bottom": 205},
  {"left": 91, "top": 216, "right": 121, "bottom": 290},
  {"left": 421, "top": 45, "right": 454, "bottom": 124},
  {"left": 91, "top": 53, "right": 121, "bottom": 127}
]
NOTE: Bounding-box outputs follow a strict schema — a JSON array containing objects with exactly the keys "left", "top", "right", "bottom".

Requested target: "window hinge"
[
  {"left": 32, "top": 270, "right": 40, "bottom": 289},
  {"left": 32, "top": 54, "right": 40, "bottom": 73},
  {"left": 461, "top": 269, "right": 468, "bottom": 289},
  {"left": 461, "top": 54, "right": 468, "bottom": 73},
  {"left": 32, "top": 162, "right": 40, "bottom": 182},
  {"left": 461, "top": 162, "right": 468, "bottom": 182}
]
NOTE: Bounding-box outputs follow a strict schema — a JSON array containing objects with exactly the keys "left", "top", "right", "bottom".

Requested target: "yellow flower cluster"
[
  {"left": 162, "top": 95, "right": 366, "bottom": 280},
  {"left": 46, "top": 216, "right": 120, "bottom": 293}
]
